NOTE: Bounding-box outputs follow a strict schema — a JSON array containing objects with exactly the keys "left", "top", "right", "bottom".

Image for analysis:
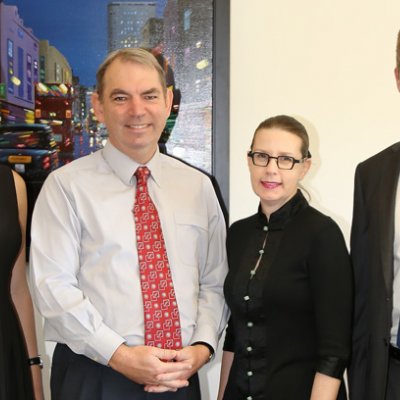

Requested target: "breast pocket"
[{"left": 174, "top": 211, "right": 208, "bottom": 267}]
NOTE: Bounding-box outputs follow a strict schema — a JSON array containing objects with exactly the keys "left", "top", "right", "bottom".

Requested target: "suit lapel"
[{"left": 378, "top": 145, "right": 400, "bottom": 294}]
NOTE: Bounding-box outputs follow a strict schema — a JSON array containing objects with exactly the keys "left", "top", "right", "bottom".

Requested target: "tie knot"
[{"left": 135, "top": 166, "right": 150, "bottom": 184}]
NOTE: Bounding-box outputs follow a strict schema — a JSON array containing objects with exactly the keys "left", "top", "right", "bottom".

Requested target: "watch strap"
[{"left": 28, "top": 356, "right": 43, "bottom": 369}]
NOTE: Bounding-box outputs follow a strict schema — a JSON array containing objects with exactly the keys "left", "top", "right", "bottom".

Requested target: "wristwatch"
[
  {"left": 28, "top": 356, "right": 43, "bottom": 369},
  {"left": 191, "top": 341, "right": 215, "bottom": 362}
]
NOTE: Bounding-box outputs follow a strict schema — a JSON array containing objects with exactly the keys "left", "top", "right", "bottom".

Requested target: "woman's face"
[{"left": 248, "top": 127, "right": 311, "bottom": 217}]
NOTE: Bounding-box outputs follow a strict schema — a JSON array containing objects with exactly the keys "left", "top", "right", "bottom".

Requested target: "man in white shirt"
[
  {"left": 348, "top": 30, "right": 400, "bottom": 400},
  {"left": 30, "top": 48, "right": 228, "bottom": 399}
]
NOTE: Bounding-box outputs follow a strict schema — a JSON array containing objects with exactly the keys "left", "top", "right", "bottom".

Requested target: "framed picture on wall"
[{"left": 0, "top": 0, "right": 229, "bottom": 229}]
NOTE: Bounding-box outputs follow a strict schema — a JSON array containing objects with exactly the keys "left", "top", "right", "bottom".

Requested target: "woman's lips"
[{"left": 261, "top": 181, "right": 281, "bottom": 189}]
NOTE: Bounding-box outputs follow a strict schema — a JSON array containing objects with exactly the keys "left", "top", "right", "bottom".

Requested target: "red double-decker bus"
[{"left": 35, "top": 83, "right": 74, "bottom": 161}]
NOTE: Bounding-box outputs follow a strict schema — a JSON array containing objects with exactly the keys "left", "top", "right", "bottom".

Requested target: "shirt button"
[
  {"left": 244, "top": 295, "right": 250, "bottom": 301},
  {"left": 247, "top": 370, "right": 253, "bottom": 376},
  {"left": 247, "top": 322, "right": 254, "bottom": 328},
  {"left": 247, "top": 397, "right": 253, "bottom": 400},
  {"left": 246, "top": 346, "right": 253, "bottom": 352},
  {"left": 259, "top": 249, "right": 264, "bottom": 255},
  {"left": 263, "top": 226, "right": 268, "bottom": 231}
]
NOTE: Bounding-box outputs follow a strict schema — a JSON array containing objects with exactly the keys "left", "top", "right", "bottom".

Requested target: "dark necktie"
[{"left": 133, "top": 166, "right": 182, "bottom": 349}]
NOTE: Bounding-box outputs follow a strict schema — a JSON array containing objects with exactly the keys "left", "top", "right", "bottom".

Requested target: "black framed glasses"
[{"left": 247, "top": 151, "right": 307, "bottom": 170}]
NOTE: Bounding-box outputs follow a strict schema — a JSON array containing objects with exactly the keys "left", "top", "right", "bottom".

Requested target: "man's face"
[{"left": 92, "top": 58, "right": 172, "bottom": 163}]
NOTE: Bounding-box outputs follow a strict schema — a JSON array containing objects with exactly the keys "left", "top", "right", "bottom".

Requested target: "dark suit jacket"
[{"left": 348, "top": 142, "right": 400, "bottom": 400}]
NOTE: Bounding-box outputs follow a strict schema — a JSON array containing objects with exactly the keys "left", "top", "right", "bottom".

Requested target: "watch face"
[{"left": 29, "top": 356, "right": 43, "bottom": 368}]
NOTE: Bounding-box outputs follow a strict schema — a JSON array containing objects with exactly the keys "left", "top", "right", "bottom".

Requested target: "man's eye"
[
  {"left": 255, "top": 153, "right": 268, "bottom": 160},
  {"left": 112, "top": 96, "right": 127, "bottom": 102},
  {"left": 144, "top": 95, "right": 158, "bottom": 100}
]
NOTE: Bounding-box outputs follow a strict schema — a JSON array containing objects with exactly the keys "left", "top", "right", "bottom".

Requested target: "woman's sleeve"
[
  {"left": 308, "top": 219, "right": 353, "bottom": 378},
  {"left": 223, "top": 315, "right": 235, "bottom": 352}
]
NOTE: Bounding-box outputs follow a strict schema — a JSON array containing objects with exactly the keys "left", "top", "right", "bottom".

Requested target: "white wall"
[
  {"left": 207, "top": 1, "right": 400, "bottom": 398},
  {"left": 35, "top": 1, "right": 400, "bottom": 398},
  {"left": 230, "top": 0, "right": 400, "bottom": 239}
]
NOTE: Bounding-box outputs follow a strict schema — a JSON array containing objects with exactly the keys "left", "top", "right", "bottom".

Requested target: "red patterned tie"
[{"left": 133, "top": 166, "right": 182, "bottom": 349}]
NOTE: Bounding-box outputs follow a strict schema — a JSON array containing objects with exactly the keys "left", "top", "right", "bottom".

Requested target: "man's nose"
[{"left": 128, "top": 97, "right": 145, "bottom": 116}]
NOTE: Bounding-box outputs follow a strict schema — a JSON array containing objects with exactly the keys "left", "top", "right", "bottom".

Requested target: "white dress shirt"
[{"left": 30, "top": 142, "right": 228, "bottom": 365}]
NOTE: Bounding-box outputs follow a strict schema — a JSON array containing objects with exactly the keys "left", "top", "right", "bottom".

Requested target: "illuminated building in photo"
[
  {"left": 108, "top": 1, "right": 156, "bottom": 52},
  {"left": 39, "top": 40, "right": 72, "bottom": 84},
  {"left": 0, "top": 2, "right": 39, "bottom": 123}
]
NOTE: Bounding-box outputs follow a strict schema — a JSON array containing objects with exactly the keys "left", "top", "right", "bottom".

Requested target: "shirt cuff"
[
  {"left": 316, "top": 356, "right": 348, "bottom": 378},
  {"left": 190, "top": 326, "right": 218, "bottom": 355},
  {"left": 84, "top": 324, "right": 126, "bottom": 365}
]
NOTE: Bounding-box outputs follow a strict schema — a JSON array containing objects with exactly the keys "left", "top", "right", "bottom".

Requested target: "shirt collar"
[
  {"left": 256, "top": 189, "right": 308, "bottom": 230},
  {"left": 102, "top": 141, "right": 163, "bottom": 187}
]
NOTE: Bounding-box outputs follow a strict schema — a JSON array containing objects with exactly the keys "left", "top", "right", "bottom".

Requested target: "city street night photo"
[
  {"left": 0, "top": 0, "right": 214, "bottom": 256},
  {"left": 0, "top": 0, "right": 214, "bottom": 172}
]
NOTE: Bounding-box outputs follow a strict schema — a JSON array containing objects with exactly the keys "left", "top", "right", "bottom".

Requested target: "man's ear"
[
  {"left": 166, "top": 87, "right": 173, "bottom": 113},
  {"left": 91, "top": 92, "right": 105, "bottom": 123}
]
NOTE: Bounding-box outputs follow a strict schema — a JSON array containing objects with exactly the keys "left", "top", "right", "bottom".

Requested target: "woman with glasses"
[{"left": 217, "top": 115, "right": 352, "bottom": 400}]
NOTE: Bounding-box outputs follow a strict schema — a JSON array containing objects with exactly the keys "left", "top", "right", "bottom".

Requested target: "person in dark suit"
[
  {"left": 348, "top": 29, "right": 400, "bottom": 400},
  {"left": 217, "top": 115, "right": 353, "bottom": 400}
]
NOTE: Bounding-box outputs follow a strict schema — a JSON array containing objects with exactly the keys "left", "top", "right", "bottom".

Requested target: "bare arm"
[
  {"left": 217, "top": 350, "right": 234, "bottom": 400},
  {"left": 310, "top": 372, "right": 341, "bottom": 400},
  {"left": 10, "top": 171, "right": 44, "bottom": 400}
]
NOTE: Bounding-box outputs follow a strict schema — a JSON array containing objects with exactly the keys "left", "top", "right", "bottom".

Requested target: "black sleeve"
[
  {"left": 350, "top": 165, "right": 369, "bottom": 345},
  {"left": 347, "top": 164, "right": 369, "bottom": 395},
  {"left": 308, "top": 219, "right": 353, "bottom": 378},
  {"left": 223, "top": 316, "right": 235, "bottom": 352}
]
